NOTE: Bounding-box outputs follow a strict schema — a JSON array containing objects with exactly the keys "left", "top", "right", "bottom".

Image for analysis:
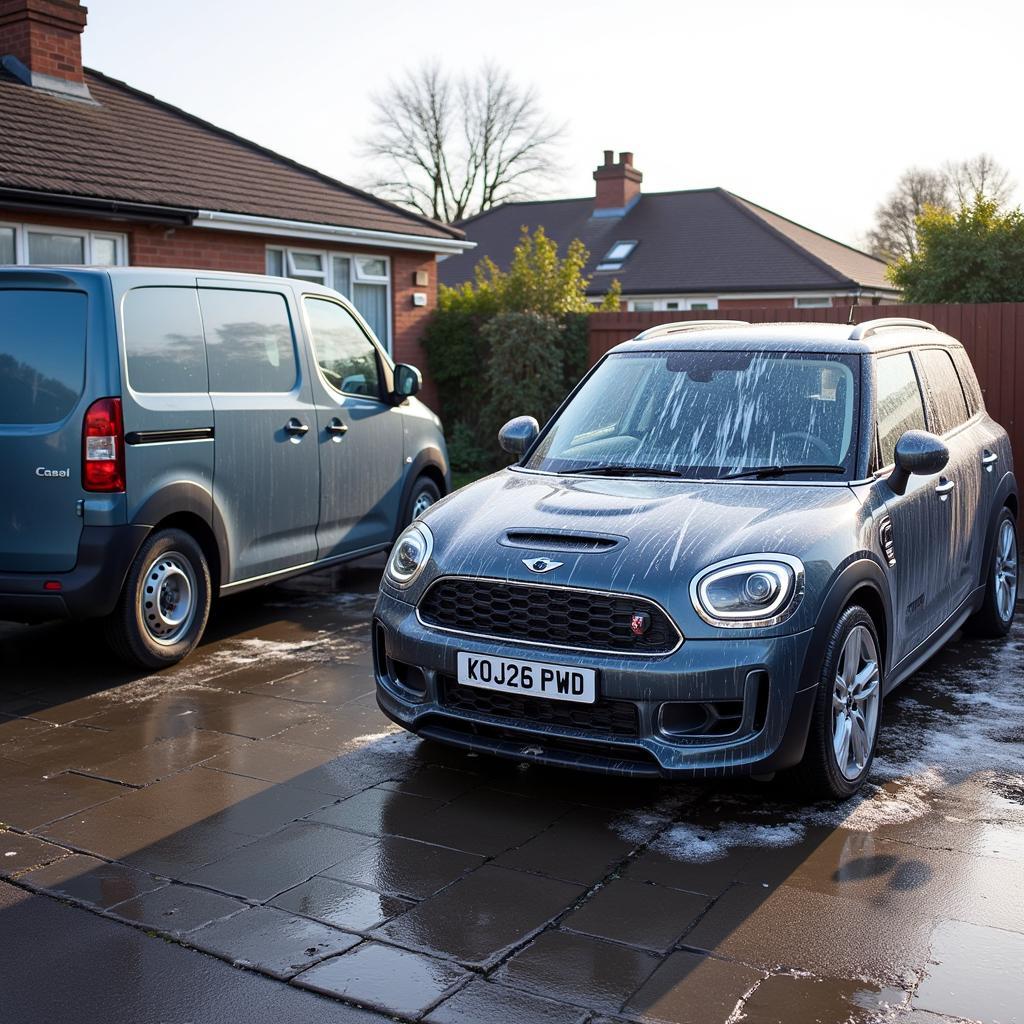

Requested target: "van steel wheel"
[
  {"left": 795, "top": 605, "right": 882, "bottom": 799},
  {"left": 104, "top": 528, "right": 211, "bottom": 670},
  {"left": 967, "top": 507, "right": 1018, "bottom": 638}
]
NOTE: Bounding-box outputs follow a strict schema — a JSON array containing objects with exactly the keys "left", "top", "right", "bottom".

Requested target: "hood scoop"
[{"left": 501, "top": 530, "right": 623, "bottom": 553}]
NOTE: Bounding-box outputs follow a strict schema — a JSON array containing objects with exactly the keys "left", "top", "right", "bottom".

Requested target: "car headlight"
[
  {"left": 690, "top": 555, "right": 803, "bottom": 626},
  {"left": 387, "top": 522, "right": 433, "bottom": 587}
]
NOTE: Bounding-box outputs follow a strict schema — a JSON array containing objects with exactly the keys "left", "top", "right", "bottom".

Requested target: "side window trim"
[{"left": 301, "top": 294, "right": 388, "bottom": 403}]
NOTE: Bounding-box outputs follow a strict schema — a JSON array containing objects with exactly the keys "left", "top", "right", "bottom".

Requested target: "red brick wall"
[
  {"left": 0, "top": 208, "right": 442, "bottom": 409},
  {"left": 0, "top": 0, "right": 88, "bottom": 84}
]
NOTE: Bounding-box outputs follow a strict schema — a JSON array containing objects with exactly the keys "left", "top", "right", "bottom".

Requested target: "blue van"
[{"left": 0, "top": 267, "right": 448, "bottom": 668}]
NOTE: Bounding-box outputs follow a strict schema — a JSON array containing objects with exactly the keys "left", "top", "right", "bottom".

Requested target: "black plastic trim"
[{"left": 125, "top": 428, "right": 214, "bottom": 445}]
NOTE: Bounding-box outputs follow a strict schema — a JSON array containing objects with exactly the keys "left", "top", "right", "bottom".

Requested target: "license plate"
[{"left": 456, "top": 652, "right": 596, "bottom": 704}]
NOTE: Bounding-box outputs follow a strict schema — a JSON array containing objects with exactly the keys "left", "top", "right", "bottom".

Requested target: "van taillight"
[{"left": 82, "top": 397, "right": 125, "bottom": 492}]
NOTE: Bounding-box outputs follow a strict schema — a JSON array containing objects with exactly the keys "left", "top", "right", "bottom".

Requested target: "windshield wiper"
[
  {"left": 721, "top": 464, "right": 846, "bottom": 480},
  {"left": 557, "top": 465, "right": 686, "bottom": 478}
]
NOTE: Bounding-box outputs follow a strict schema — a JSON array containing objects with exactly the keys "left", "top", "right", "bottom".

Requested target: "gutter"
[
  {"left": 0, "top": 187, "right": 195, "bottom": 225},
  {"left": 194, "top": 210, "right": 475, "bottom": 256}
]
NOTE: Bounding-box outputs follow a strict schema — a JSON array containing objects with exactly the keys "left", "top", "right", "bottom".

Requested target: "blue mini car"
[{"left": 374, "top": 319, "right": 1018, "bottom": 797}]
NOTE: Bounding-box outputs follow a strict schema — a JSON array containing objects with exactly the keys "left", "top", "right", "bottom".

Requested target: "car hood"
[{"left": 407, "top": 468, "right": 866, "bottom": 639}]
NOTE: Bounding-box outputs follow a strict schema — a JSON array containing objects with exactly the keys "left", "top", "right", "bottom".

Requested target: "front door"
[
  {"left": 199, "top": 283, "right": 320, "bottom": 583},
  {"left": 301, "top": 295, "right": 405, "bottom": 558}
]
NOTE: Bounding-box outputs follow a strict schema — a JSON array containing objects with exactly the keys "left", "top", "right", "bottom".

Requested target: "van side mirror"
[
  {"left": 499, "top": 416, "right": 539, "bottom": 456},
  {"left": 888, "top": 429, "right": 949, "bottom": 495},
  {"left": 393, "top": 363, "right": 421, "bottom": 400}
]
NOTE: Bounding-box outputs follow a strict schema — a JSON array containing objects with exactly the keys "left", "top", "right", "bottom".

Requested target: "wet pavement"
[{"left": 1, "top": 559, "right": 1022, "bottom": 1024}]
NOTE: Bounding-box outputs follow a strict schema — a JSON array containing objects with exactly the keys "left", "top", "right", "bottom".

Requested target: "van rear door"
[{"left": 0, "top": 280, "right": 92, "bottom": 572}]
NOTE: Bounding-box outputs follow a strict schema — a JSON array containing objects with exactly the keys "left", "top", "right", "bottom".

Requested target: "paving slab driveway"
[{"left": 1, "top": 559, "right": 1022, "bottom": 1024}]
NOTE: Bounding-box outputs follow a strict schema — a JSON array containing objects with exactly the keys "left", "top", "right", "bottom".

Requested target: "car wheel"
[
  {"left": 402, "top": 475, "right": 442, "bottom": 527},
  {"left": 795, "top": 605, "right": 882, "bottom": 800},
  {"left": 103, "top": 528, "right": 212, "bottom": 670},
  {"left": 965, "top": 507, "right": 1018, "bottom": 638}
]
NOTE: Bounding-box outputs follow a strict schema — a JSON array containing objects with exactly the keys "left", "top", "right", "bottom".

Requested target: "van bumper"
[{"left": 0, "top": 525, "right": 148, "bottom": 623}]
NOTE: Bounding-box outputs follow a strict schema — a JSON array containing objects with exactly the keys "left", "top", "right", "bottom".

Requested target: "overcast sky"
[{"left": 83, "top": 0, "right": 1022, "bottom": 249}]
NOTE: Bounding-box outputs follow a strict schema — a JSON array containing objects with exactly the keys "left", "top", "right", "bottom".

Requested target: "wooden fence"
[{"left": 588, "top": 303, "right": 1023, "bottom": 480}]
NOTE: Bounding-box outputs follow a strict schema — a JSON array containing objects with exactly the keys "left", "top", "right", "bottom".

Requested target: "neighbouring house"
[
  {"left": 440, "top": 150, "right": 898, "bottom": 311},
  {"left": 0, "top": 0, "right": 471, "bottom": 399}
]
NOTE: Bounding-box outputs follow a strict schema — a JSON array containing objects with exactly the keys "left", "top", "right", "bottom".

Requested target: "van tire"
[
  {"left": 402, "top": 475, "right": 442, "bottom": 528},
  {"left": 792, "top": 605, "right": 882, "bottom": 800},
  {"left": 104, "top": 528, "right": 212, "bottom": 670}
]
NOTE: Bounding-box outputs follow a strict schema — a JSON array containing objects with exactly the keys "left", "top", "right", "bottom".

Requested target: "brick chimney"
[
  {"left": 593, "top": 150, "right": 642, "bottom": 216},
  {"left": 0, "top": 0, "right": 90, "bottom": 98}
]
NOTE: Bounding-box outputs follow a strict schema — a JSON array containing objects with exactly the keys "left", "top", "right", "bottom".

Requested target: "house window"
[
  {"left": 795, "top": 296, "right": 832, "bottom": 308},
  {"left": 595, "top": 239, "right": 637, "bottom": 272},
  {"left": 266, "top": 246, "right": 392, "bottom": 350},
  {"left": 0, "top": 222, "right": 127, "bottom": 267},
  {"left": 627, "top": 297, "right": 718, "bottom": 312}
]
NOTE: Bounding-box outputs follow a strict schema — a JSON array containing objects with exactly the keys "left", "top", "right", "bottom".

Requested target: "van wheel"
[
  {"left": 794, "top": 605, "right": 882, "bottom": 800},
  {"left": 965, "top": 507, "right": 1017, "bottom": 638},
  {"left": 104, "top": 528, "right": 212, "bottom": 670},
  {"left": 402, "top": 475, "right": 441, "bottom": 527}
]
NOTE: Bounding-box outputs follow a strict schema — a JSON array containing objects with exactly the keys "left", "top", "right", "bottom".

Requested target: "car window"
[
  {"left": 123, "top": 287, "right": 207, "bottom": 393},
  {"left": 200, "top": 289, "right": 297, "bottom": 393},
  {"left": 875, "top": 352, "right": 927, "bottom": 468},
  {"left": 0, "top": 289, "right": 86, "bottom": 424},
  {"left": 304, "top": 297, "right": 382, "bottom": 399},
  {"left": 526, "top": 349, "right": 859, "bottom": 479},
  {"left": 951, "top": 348, "right": 984, "bottom": 417},
  {"left": 918, "top": 348, "right": 970, "bottom": 434}
]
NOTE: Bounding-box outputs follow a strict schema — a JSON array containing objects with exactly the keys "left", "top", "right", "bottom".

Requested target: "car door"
[
  {"left": 301, "top": 294, "right": 405, "bottom": 558},
  {"left": 199, "top": 282, "right": 319, "bottom": 583},
  {"left": 875, "top": 351, "right": 954, "bottom": 663},
  {"left": 915, "top": 347, "right": 984, "bottom": 617}
]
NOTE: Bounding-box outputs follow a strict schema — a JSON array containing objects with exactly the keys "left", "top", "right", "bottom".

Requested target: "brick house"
[
  {"left": 440, "top": 150, "right": 898, "bottom": 311},
  {"left": 0, "top": 0, "right": 471, "bottom": 403}
]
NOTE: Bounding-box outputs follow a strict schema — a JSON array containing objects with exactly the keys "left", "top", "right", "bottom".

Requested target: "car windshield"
[{"left": 524, "top": 349, "right": 860, "bottom": 479}]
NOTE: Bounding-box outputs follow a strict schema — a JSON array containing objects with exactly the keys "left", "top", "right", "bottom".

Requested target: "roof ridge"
[
  {"left": 81, "top": 66, "right": 464, "bottom": 240},
  {"left": 717, "top": 189, "right": 857, "bottom": 288}
]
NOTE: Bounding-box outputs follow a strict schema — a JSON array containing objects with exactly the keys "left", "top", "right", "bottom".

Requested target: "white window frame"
[
  {"left": 267, "top": 245, "right": 393, "bottom": 352},
  {"left": 625, "top": 296, "right": 719, "bottom": 312},
  {"left": 795, "top": 295, "right": 833, "bottom": 308},
  {"left": 0, "top": 220, "right": 128, "bottom": 267}
]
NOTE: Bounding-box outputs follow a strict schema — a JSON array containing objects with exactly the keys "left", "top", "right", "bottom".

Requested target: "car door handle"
[
  {"left": 982, "top": 449, "right": 999, "bottom": 468},
  {"left": 935, "top": 477, "right": 955, "bottom": 499},
  {"left": 326, "top": 418, "right": 348, "bottom": 437},
  {"left": 284, "top": 418, "right": 309, "bottom": 437}
]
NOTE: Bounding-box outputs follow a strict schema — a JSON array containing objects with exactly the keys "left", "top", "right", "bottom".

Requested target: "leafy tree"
[
  {"left": 362, "top": 63, "right": 563, "bottom": 223},
  {"left": 888, "top": 197, "right": 1024, "bottom": 302}
]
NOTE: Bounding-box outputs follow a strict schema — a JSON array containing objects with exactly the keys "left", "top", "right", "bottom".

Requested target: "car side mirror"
[
  {"left": 393, "top": 363, "right": 421, "bottom": 400},
  {"left": 888, "top": 429, "right": 949, "bottom": 495},
  {"left": 499, "top": 416, "right": 539, "bottom": 456}
]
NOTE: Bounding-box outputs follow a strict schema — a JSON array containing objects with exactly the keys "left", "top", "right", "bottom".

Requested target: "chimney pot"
[
  {"left": 603, "top": 149, "right": 614, "bottom": 166},
  {"left": 0, "top": 0, "right": 90, "bottom": 97},
  {"left": 620, "top": 152, "right": 633, "bottom": 167}
]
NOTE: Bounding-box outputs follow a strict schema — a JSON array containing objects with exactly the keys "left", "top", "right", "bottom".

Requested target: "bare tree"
[
  {"left": 942, "top": 153, "right": 1015, "bottom": 209},
  {"left": 363, "top": 63, "right": 563, "bottom": 223},
  {"left": 866, "top": 167, "right": 950, "bottom": 262}
]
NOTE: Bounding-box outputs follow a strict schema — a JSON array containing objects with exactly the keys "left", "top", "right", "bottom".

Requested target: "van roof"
[{"left": 0, "top": 265, "right": 338, "bottom": 293}]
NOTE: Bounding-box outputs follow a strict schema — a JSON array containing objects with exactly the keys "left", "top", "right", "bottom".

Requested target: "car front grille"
[
  {"left": 417, "top": 577, "right": 681, "bottom": 655},
  {"left": 438, "top": 675, "right": 640, "bottom": 737}
]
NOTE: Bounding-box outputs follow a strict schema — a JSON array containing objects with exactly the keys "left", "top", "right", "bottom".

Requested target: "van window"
[
  {"left": 0, "top": 289, "right": 86, "bottom": 424},
  {"left": 875, "top": 352, "right": 926, "bottom": 467},
  {"left": 200, "top": 289, "right": 297, "bottom": 393},
  {"left": 304, "top": 297, "right": 382, "bottom": 398},
  {"left": 918, "top": 348, "right": 970, "bottom": 434},
  {"left": 123, "top": 287, "right": 207, "bottom": 393}
]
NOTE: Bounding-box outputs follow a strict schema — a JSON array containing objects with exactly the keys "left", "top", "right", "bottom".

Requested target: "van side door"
[
  {"left": 198, "top": 282, "right": 319, "bottom": 584},
  {"left": 301, "top": 295, "right": 405, "bottom": 557}
]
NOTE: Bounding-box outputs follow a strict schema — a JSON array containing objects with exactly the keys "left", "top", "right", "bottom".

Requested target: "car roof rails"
[
  {"left": 848, "top": 317, "right": 937, "bottom": 341},
  {"left": 634, "top": 320, "right": 751, "bottom": 341}
]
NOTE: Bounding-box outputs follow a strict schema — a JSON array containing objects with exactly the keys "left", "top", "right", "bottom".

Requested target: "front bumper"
[
  {"left": 373, "top": 588, "right": 819, "bottom": 779},
  {"left": 0, "top": 524, "right": 149, "bottom": 623}
]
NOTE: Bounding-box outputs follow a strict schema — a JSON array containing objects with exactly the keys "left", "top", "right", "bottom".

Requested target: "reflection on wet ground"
[{"left": 1, "top": 559, "right": 1022, "bottom": 1023}]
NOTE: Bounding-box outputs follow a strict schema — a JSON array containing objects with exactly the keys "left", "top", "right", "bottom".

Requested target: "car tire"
[
  {"left": 794, "top": 605, "right": 882, "bottom": 800},
  {"left": 401, "top": 475, "right": 442, "bottom": 528},
  {"left": 103, "top": 528, "right": 212, "bottom": 670},
  {"left": 965, "top": 507, "right": 1018, "bottom": 639}
]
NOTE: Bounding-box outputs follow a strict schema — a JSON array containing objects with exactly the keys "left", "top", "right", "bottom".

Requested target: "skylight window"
[{"left": 595, "top": 240, "right": 637, "bottom": 272}]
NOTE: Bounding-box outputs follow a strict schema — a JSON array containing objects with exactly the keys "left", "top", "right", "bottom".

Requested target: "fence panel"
[{"left": 587, "top": 303, "right": 1023, "bottom": 480}]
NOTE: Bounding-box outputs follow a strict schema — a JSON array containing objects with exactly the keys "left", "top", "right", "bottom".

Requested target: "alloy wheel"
[
  {"left": 994, "top": 519, "right": 1018, "bottom": 623},
  {"left": 140, "top": 551, "right": 197, "bottom": 645},
  {"left": 831, "top": 624, "right": 881, "bottom": 781},
  {"left": 412, "top": 490, "right": 435, "bottom": 519}
]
